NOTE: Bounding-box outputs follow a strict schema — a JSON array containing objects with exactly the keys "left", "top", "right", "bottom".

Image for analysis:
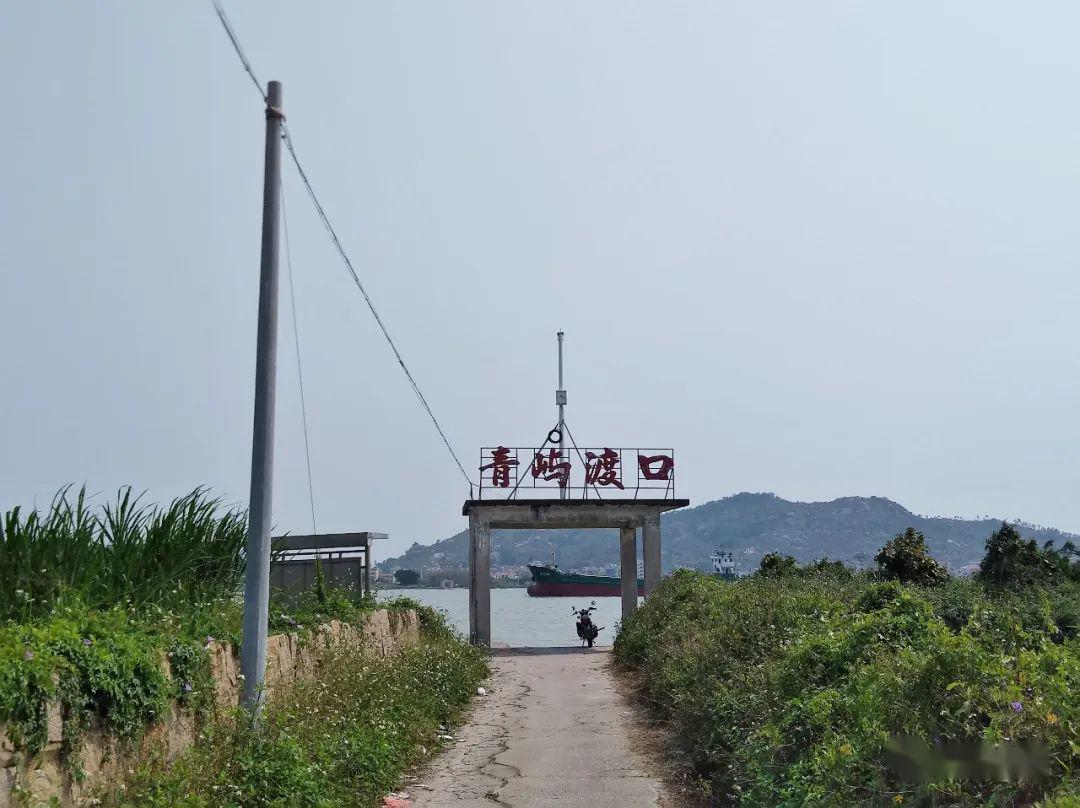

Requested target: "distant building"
[
  {"left": 493, "top": 564, "right": 529, "bottom": 579},
  {"left": 712, "top": 549, "right": 738, "bottom": 580}
]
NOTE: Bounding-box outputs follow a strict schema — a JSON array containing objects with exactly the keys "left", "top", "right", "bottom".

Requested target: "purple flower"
[
  {"left": 82, "top": 638, "right": 93, "bottom": 647},
  {"left": 24, "top": 651, "right": 34, "bottom": 661},
  {"left": 204, "top": 636, "right": 215, "bottom": 647},
  {"left": 1011, "top": 701, "right": 1023, "bottom": 713},
  {"left": 182, "top": 682, "right": 193, "bottom": 693}
]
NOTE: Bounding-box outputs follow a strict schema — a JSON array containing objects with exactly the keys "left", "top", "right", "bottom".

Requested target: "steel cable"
[{"left": 212, "top": 0, "right": 475, "bottom": 494}]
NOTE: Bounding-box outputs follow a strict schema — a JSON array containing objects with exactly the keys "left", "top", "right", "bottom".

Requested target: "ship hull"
[{"left": 526, "top": 564, "right": 644, "bottom": 598}]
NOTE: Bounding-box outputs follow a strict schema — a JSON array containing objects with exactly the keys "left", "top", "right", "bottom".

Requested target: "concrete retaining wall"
[{"left": 0, "top": 609, "right": 420, "bottom": 807}]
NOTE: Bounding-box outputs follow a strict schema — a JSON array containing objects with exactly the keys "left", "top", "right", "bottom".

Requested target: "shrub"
[
  {"left": 855, "top": 581, "right": 905, "bottom": 612},
  {"left": 803, "top": 557, "right": 854, "bottom": 578},
  {"left": 103, "top": 608, "right": 488, "bottom": 807},
  {"left": 977, "top": 523, "right": 1079, "bottom": 587},
  {"left": 615, "top": 569, "right": 1080, "bottom": 806},
  {"left": 0, "top": 580, "right": 406, "bottom": 764},
  {"left": 874, "top": 527, "right": 949, "bottom": 585},
  {"left": 0, "top": 604, "right": 177, "bottom": 757},
  {"left": 758, "top": 552, "right": 798, "bottom": 577},
  {"left": 919, "top": 576, "right": 984, "bottom": 632},
  {"left": 268, "top": 585, "right": 377, "bottom": 634},
  {"left": 393, "top": 568, "right": 421, "bottom": 586}
]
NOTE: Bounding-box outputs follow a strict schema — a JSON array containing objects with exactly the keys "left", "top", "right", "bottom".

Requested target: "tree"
[
  {"left": 393, "top": 568, "right": 421, "bottom": 586},
  {"left": 875, "top": 527, "right": 948, "bottom": 585},
  {"left": 978, "top": 523, "right": 1078, "bottom": 587},
  {"left": 758, "top": 552, "right": 797, "bottom": 577}
]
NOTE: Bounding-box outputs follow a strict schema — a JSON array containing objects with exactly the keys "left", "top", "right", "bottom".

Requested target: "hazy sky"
[{"left": 4, "top": 3, "right": 1080, "bottom": 560}]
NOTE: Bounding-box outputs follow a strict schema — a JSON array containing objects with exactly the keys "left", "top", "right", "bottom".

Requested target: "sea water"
[{"left": 379, "top": 587, "right": 639, "bottom": 648}]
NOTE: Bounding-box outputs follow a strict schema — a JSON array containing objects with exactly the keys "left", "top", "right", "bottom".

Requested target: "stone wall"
[{"left": 0, "top": 609, "right": 420, "bottom": 808}]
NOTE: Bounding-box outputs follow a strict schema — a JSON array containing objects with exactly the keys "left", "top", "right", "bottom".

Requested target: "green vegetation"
[
  {"left": 758, "top": 551, "right": 798, "bottom": 577},
  {"left": 615, "top": 525, "right": 1080, "bottom": 807},
  {"left": 0, "top": 486, "right": 246, "bottom": 622},
  {"left": 0, "top": 582, "right": 393, "bottom": 760},
  {"left": 978, "top": 523, "right": 1080, "bottom": 588},
  {"left": 102, "top": 601, "right": 488, "bottom": 808},
  {"left": 875, "top": 528, "right": 949, "bottom": 585},
  {"left": 383, "top": 492, "right": 1078, "bottom": 574},
  {"left": 1, "top": 602, "right": 177, "bottom": 757},
  {"left": 393, "top": 568, "right": 421, "bottom": 586},
  {"left": 0, "top": 487, "right": 250, "bottom": 762},
  {"left": 0, "top": 487, "right": 487, "bottom": 807}
]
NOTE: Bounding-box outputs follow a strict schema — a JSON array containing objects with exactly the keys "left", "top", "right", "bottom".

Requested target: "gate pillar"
[
  {"left": 619, "top": 525, "right": 638, "bottom": 622},
  {"left": 468, "top": 513, "right": 491, "bottom": 646},
  {"left": 643, "top": 517, "right": 661, "bottom": 596}
]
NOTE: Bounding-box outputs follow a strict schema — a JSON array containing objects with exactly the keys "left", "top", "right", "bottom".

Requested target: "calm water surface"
[{"left": 379, "top": 587, "right": 638, "bottom": 647}]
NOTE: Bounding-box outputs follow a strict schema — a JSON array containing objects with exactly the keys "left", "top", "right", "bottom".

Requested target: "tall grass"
[{"left": 0, "top": 486, "right": 246, "bottom": 621}]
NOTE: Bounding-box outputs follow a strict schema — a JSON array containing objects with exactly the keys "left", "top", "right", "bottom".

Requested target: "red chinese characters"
[
  {"left": 637, "top": 453, "right": 674, "bottom": 481},
  {"left": 532, "top": 449, "right": 571, "bottom": 488},
  {"left": 478, "top": 446, "right": 675, "bottom": 496},
  {"left": 585, "top": 448, "right": 624, "bottom": 489},
  {"left": 480, "top": 446, "right": 519, "bottom": 488}
]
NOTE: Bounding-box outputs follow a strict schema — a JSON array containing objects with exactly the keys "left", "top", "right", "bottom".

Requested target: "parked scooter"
[{"left": 573, "top": 602, "right": 604, "bottom": 648}]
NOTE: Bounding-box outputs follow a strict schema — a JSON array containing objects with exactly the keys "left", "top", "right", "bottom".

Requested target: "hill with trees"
[{"left": 379, "top": 492, "right": 1077, "bottom": 575}]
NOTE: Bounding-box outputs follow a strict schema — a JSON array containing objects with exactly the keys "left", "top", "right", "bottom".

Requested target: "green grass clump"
[
  {"left": 103, "top": 607, "right": 489, "bottom": 808},
  {"left": 615, "top": 569, "right": 1080, "bottom": 807},
  {"left": 0, "top": 486, "right": 247, "bottom": 622}
]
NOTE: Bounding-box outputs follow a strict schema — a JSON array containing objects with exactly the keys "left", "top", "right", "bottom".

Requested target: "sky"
[{"left": 3, "top": 3, "right": 1080, "bottom": 560}]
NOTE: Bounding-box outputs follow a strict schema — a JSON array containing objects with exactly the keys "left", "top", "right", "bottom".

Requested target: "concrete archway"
[{"left": 463, "top": 498, "right": 689, "bottom": 646}]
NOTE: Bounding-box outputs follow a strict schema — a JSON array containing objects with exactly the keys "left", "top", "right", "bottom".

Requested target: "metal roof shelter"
[
  {"left": 462, "top": 499, "right": 688, "bottom": 646},
  {"left": 270, "top": 531, "right": 386, "bottom": 598}
]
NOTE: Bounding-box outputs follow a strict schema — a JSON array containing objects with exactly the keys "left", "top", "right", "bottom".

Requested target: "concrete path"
[{"left": 408, "top": 648, "right": 669, "bottom": 807}]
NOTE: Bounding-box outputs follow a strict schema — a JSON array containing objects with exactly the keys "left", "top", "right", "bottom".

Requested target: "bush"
[
  {"left": 803, "top": 557, "right": 854, "bottom": 578},
  {"left": 104, "top": 608, "right": 488, "bottom": 807},
  {"left": 855, "top": 581, "right": 905, "bottom": 612},
  {"left": 978, "top": 523, "right": 1079, "bottom": 588},
  {"left": 393, "top": 568, "right": 421, "bottom": 586},
  {"left": 615, "top": 570, "right": 1080, "bottom": 806},
  {"left": 758, "top": 552, "right": 798, "bottom": 577},
  {"left": 875, "top": 527, "right": 949, "bottom": 585},
  {"left": 0, "top": 582, "right": 407, "bottom": 763},
  {"left": 0, "top": 602, "right": 188, "bottom": 759}
]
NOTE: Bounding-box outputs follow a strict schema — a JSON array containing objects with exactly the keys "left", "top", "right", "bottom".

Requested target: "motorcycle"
[{"left": 573, "top": 602, "right": 604, "bottom": 648}]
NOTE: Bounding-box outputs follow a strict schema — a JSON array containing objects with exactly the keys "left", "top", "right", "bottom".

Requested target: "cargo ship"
[{"left": 526, "top": 563, "right": 644, "bottom": 597}]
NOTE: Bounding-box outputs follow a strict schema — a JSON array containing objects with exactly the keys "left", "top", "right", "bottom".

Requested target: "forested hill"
[{"left": 380, "top": 493, "right": 1077, "bottom": 575}]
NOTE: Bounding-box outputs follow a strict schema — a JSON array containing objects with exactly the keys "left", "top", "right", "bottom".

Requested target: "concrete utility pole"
[
  {"left": 556, "top": 331, "right": 567, "bottom": 500},
  {"left": 241, "top": 80, "right": 283, "bottom": 713}
]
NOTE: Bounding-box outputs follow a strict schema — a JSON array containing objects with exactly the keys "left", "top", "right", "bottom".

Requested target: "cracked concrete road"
[{"left": 409, "top": 648, "right": 667, "bottom": 807}]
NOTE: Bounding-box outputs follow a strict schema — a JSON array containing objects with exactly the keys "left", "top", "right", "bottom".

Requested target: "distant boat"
[{"left": 526, "top": 564, "right": 644, "bottom": 597}]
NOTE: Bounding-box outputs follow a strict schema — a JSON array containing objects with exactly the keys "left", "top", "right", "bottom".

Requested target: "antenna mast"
[{"left": 556, "top": 331, "right": 567, "bottom": 500}]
